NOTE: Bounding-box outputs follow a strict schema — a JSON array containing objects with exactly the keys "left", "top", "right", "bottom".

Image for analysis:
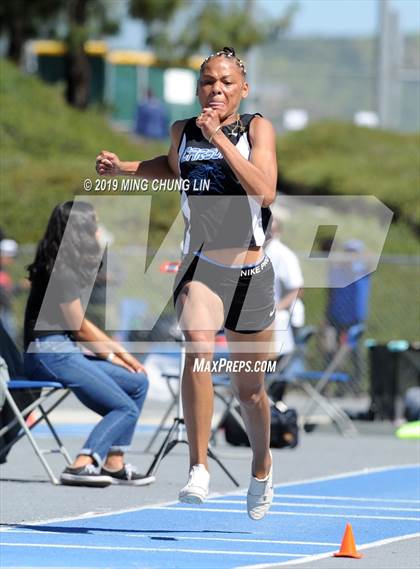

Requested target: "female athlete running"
[{"left": 96, "top": 47, "right": 277, "bottom": 520}]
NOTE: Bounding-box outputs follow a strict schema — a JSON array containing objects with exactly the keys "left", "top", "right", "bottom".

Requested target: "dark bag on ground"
[
  {"left": 221, "top": 402, "right": 299, "bottom": 449},
  {"left": 404, "top": 387, "right": 420, "bottom": 422}
]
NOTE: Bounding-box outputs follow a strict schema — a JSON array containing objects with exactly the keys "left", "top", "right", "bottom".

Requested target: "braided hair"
[{"left": 200, "top": 47, "right": 247, "bottom": 77}]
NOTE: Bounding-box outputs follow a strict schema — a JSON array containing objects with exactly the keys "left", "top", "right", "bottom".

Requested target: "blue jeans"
[{"left": 24, "top": 334, "right": 149, "bottom": 466}]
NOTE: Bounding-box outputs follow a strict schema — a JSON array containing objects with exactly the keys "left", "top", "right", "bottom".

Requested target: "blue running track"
[{"left": 1, "top": 464, "right": 419, "bottom": 568}]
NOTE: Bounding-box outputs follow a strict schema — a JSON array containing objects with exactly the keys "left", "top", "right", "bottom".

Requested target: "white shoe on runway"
[
  {"left": 179, "top": 464, "right": 210, "bottom": 504},
  {"left": 247, "top": 454, "right": 273, "bottom": 521}
]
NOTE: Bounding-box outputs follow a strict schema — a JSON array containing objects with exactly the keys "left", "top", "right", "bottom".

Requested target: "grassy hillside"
[
  {"left": 1, "top": 57, "right": 418, "bottom": 255},
  {"left": 0, "top": 58, "right": 173, "bottom": 245},
  {"left": 278, "top": 121, "right": 420, "bottom": 237}
]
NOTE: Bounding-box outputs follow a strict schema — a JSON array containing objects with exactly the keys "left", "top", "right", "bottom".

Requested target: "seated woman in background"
[{"left": 23, "top": 201, "right": 153, "bottom": 487}]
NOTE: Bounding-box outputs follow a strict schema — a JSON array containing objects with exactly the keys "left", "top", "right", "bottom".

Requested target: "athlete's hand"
[
  {"left": 96, "top": 150, "right": 122, "bottom": 176},
  {"left": 196, "top": 108, "right": 221, "bottom": 142}
]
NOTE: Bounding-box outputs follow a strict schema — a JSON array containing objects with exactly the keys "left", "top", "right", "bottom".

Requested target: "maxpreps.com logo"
[{"left": 180, "top": 147, "right": 223, "bottom": 162}]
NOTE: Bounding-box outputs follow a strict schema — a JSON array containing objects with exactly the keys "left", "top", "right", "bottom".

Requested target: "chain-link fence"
[
  {"left": 252, "top": 36, "right": 420, "bottom": 133},
  {"left": 4, "top": 244, "right": 419, "bottom": 398},
  {"left": 301, "top": 253, "right": 419, "bottom": 394}
]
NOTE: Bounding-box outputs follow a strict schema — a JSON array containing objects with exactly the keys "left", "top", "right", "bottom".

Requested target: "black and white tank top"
[{"left": 177, "top": 113, "right": 272, "bottom": 255}]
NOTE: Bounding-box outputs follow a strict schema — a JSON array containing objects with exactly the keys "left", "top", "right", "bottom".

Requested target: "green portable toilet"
[
  {"left": 106, "top": 51, "right": 157, "bottom": 125},
  {"left": 31, "top": 39, "right": 106, "bottom": 104},
  {"left": 85, "top": 40, "right": 107, "bottom": 104},
  {"left": 31, "top": 40, "right": 67, "bottom": 83},
  {"left": 106, "top": 51, "right": 201, "bottom": 133}
]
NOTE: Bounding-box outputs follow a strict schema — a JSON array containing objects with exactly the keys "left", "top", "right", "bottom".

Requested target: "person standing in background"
[
  {"left": 0, "top": 237, "right": 25, "bottom": 341},
  {"left": 265, "top": 218, "right": 305, "bottom": 355},
  {"left": 264, "top": 218, "right": 305, "bottom": 402},
  {"left": 134, "top": 88, "right": 169, "bottom": 140},
  {"left": 323, "top": 239, "right": 371, "bottom": 393}
]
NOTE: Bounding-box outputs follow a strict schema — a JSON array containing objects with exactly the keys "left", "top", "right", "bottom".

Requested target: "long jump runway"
[{"left": 1, "top": 465, "right": 419, "bottom": 568}]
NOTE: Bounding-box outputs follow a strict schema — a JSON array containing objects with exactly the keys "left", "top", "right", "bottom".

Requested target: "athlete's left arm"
[{"left": 212, "top": 116, "right": 277, "bottom": 207}]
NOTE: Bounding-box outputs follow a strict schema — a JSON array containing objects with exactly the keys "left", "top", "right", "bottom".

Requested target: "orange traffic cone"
[{"left": 333, "top": 523, "right": 363, "bottom": 559}]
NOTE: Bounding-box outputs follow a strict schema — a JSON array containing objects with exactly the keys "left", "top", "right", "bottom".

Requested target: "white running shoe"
[
  {"left": 179, "top": 464, "right": 210, "bottom": 504},
  {"left": 247, "top": 454, "right": 274, "bottom": 521}
]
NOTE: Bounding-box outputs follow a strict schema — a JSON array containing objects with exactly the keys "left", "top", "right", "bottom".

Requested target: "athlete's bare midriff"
[{"left": 202, "top": 246, "right": 264, "bottom": 267}]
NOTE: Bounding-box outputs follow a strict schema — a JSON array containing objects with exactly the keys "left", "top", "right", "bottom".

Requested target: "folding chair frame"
[
  {"left": 144, "top": 373, "right": 179, "bottom": 452},
  {"left": 145, "top": 372, "right": 240, "bottom": 451},
  {"left": 264, "top": 325, "right": 361, "bottom": 436},
  {"left": 144, "top": 325, "right": 361, "bottom": 446},
  {"left": 296, "top": 343, "right": 358, "bottom": 436},
  {"left": 147, "top": 328, "right": 315, "bottom": 449},
  {"left": 0, "top": 357, "right": 72, "bottom": 485},
  {"left": 294, "top": 325, "right": 366, "bottom": 436}
]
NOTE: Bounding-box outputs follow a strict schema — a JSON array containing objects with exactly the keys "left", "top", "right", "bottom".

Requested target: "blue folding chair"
[
  {"left": 294, "top": 324, "right": 365, "bottom": 435},
  {"left": 0, "top": 357, "right": 73, "bottom": 485}
]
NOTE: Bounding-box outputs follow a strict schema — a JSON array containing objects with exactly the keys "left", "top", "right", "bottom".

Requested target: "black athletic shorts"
[{"left": 173, "top": 253, "right": 276, "bottom": 334}]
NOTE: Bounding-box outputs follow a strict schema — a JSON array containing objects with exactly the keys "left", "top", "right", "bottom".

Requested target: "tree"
[
  {"left": 66, "top": 0, "right": 91, "bottom": 108},
  {"left": 129, "top": 0, "right": 298, "bottom": 65},
  {"left": 65, "top": 0, "right": 118, "bottom": 108},
  {"left": 129, "top": 0, "right": 184, "bottom": 23},
  {"left": 0, "top": 0, "right": 119, "bottom": 109},
  {"left": 129, "top": 0, "right": 184, "bottom": 63},
  {"left": 0, "top": 0, "right": 64, "bottom": 63}
]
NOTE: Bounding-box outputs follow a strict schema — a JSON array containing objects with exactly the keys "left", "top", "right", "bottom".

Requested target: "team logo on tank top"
[{"left": 180, "top": 147, "right": 223, "bottom": 163}]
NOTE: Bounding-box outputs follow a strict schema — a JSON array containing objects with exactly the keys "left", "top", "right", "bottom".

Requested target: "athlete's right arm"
[{"left": 95, "top": 120, "right": 186, "bottom": 180}]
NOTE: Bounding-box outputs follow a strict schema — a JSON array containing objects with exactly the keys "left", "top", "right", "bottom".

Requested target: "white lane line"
[
  {"left": 235, "top": 532, "right": 420, "bottom": 569},
  {"left": 162, "top": 506, "right": 420, "bottom": 522},
  {"left": 3, "top": 463, "right": 418, "bottom": 528},
  {"left": 219, "top": 462, "right": 420, "bottom": 500},
  {"left": 0, "top": 530, "right": 339, "bottom": 547},
  {"left": 0, "top": 500, "right": 181, "bottom": 531},
  {"left": 272, "top": 494, "right": 420, "bottom": 504},
  {"left": 0, "top": 543, "right": 307, "bottom": 558},
  {"left": 212, "top": 500, "right": 420, "bottom": 512}
]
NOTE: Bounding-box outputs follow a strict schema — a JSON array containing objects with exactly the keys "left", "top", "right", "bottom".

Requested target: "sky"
[
  {"left": 107, "top": 0, "right": 420, "bottom": 50},
  {"left": 266, "top": 0, "right": 420, "bottom": 36}
]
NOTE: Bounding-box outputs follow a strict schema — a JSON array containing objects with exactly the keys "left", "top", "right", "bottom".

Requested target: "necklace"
[{"left": 228, "top": 114, "right": 245, "bottom": 138}]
